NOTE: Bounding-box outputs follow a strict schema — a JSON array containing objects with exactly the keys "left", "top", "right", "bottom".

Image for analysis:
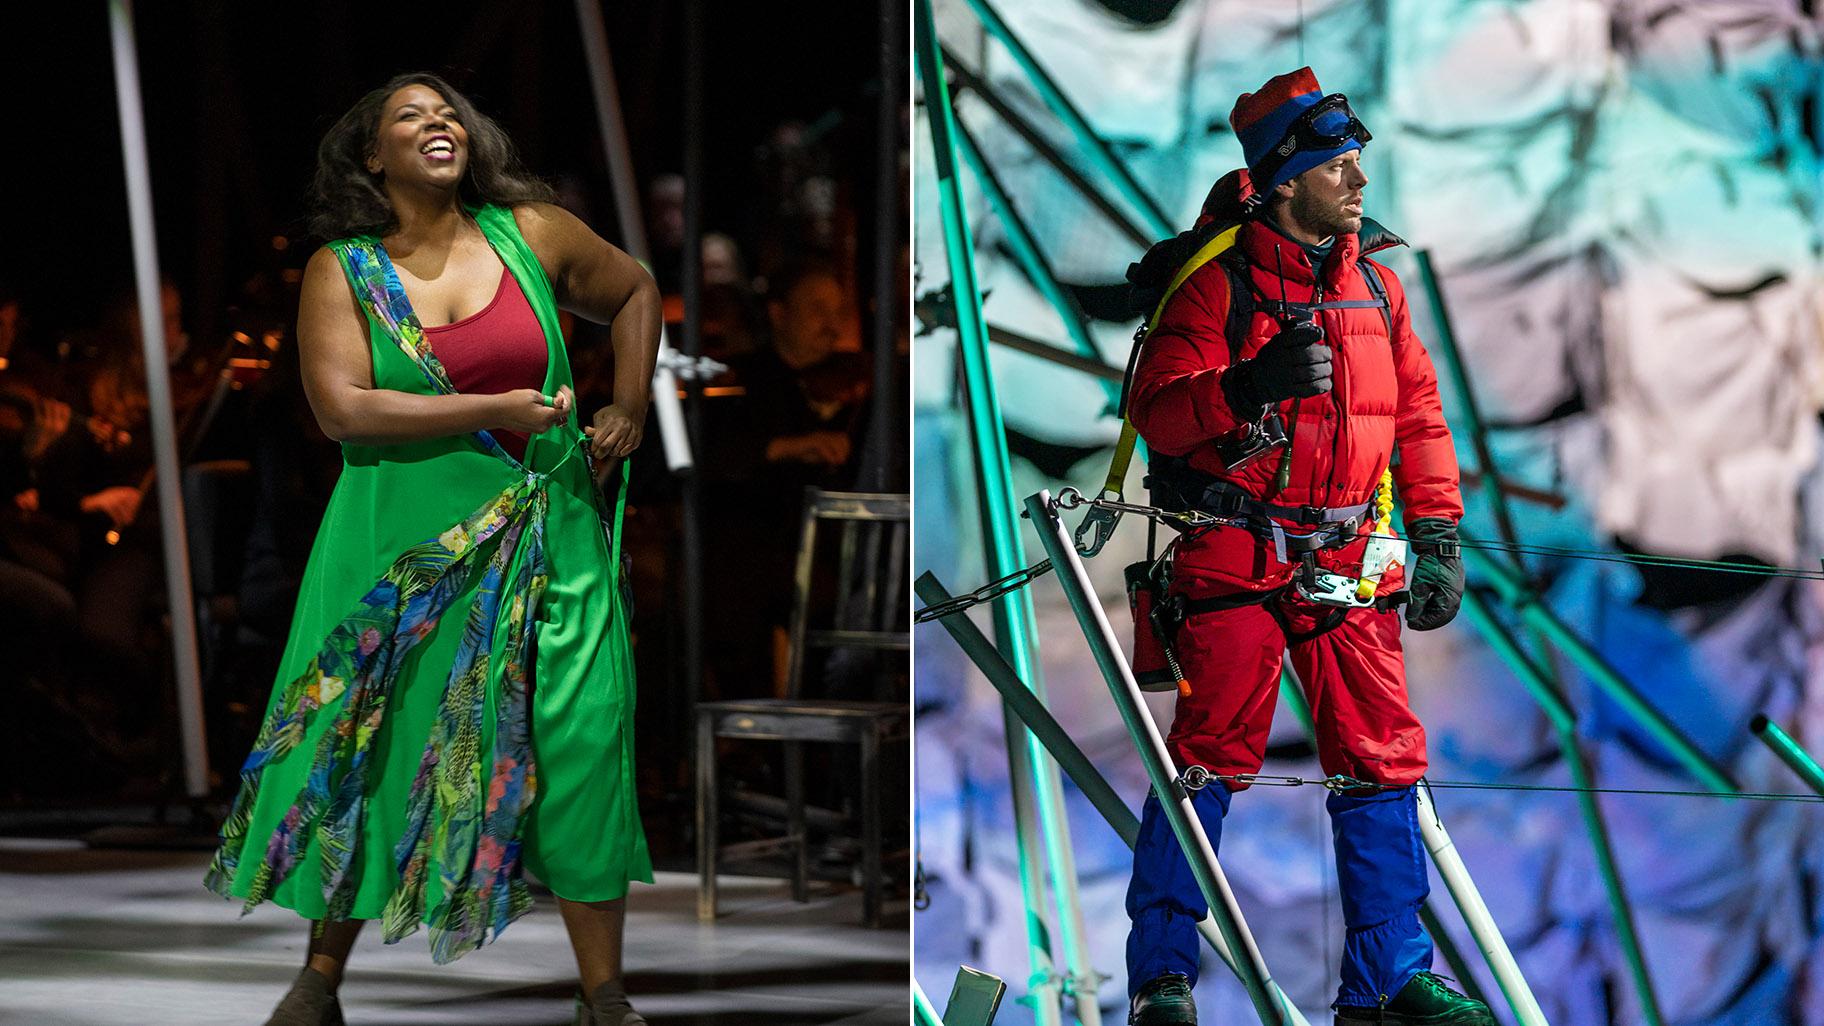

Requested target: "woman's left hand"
[{"left": 583, "top": 404, "right": 643, "bottom": 461}]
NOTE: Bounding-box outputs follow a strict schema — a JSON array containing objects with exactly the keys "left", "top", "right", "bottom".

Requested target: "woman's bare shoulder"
[
  {"left": 302, "top": 244, "right": 348, "bottom": 289},
  {"left": 299, "top": 245, "right": 363, "bottom": 328},
  {"left": 510, "top": 202, "right": 593, "bottom": 282},
  {"left": 510, "top": 201, "right": 594, "bottom": 248}
]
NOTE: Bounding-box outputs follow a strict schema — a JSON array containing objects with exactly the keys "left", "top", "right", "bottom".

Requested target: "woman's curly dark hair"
[{"left": 308, "top": 72, "right": 554, "bottom": 241}]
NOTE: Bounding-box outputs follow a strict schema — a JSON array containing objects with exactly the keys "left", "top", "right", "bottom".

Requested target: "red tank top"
[{"left": 423, "top": 266, "right": 549, "bottom": 461}]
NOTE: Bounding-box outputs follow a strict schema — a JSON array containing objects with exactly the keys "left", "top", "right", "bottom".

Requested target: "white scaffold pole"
[
  {"left": 108, "top": 0, "right": 210, "bottom": 800},
  {"left": 1415, "top": 785, "right": 1549, "bottom": 1026},
  {"left": 1024, "top": 491, "right": 1292, "bottom": 1026},
  {"left": 572, "top": 0, "right": 692, "bottom": 472}
]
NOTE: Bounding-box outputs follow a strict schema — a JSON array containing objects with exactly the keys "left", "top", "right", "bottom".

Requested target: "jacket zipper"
[
  {"left": 1324, "top": 271, "right": 1348, "bottom": 511},
  {"left": 1312, "top": 276, "right": 1334, "bottom": 508}
]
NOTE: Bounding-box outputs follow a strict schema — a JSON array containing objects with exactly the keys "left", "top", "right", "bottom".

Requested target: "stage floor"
[{"left": 0, "top": 839, "right": 907, "bottom": 1025}]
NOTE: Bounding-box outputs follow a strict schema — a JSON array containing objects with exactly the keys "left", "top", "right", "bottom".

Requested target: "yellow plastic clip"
[{"left": 1355, "top": 470, "right": 1397, "bottom": 602}]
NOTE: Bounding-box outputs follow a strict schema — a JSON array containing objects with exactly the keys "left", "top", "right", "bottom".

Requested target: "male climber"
[{"left": 1121, "top": 68, "right": 1490, "bottom": 1026}]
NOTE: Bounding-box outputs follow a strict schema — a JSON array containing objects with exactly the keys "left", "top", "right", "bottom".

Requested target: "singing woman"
[{"left": 206, "top": 72, "right": 660, "bottom": 1026}]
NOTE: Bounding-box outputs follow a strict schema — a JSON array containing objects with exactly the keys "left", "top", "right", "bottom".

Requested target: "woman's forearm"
[
  {"left": 322, "top": 388, "right": 508, "bottom": 447},
  {"left": 609, "top": 280, "right": 663, "bottom": 415}
]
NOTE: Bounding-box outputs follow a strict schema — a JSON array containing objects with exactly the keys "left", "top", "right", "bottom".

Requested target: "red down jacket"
[{"left": 1128, "top": 191, "right": 1463, "bottom": 595}]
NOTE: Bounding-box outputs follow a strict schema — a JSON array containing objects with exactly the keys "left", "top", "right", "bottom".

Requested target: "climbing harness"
[
  {"left": 1292, "top": 470, "right": 1405, "bottom": 610},
  {"left": 916, "top": 489, "right": 1824, "bottom": 630}
]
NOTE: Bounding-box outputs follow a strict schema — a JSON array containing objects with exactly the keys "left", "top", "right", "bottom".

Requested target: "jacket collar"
[
  {"left": 1240, "top": 216, "right": 1356, "bottom": 288},
  {"left": 1357, "top": 217, "right": 1406, "bottom": 256},
  {"left": 1237, "top": 214, "right": 1404, "bottom": 290}
]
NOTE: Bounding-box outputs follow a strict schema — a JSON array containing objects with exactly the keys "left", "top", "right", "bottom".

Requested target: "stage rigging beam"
[{"left": 108, "top": 0, "right": 210, "bottom": 801}]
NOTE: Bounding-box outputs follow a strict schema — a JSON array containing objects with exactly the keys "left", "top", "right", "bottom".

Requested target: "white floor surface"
[{"left": 0, "top": 840, "right": 908, "bottom": 1025}]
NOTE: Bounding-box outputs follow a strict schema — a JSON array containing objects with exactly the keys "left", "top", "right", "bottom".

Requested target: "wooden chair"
[{"left": 696, "top": 488, "right": 909, "bottom": 926}]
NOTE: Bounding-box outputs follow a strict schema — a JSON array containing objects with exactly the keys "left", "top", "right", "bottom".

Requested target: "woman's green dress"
[{"left": 205, "top": 203, "right": 652, "bottom": 962}]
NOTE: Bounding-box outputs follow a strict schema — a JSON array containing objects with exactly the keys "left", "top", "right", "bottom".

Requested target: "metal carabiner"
[
  {"left": 1321, "top": 774, "right": 1380, "bottom": 794},
  {"left": 1073, "top": 489, "right": 1124, "bottom": 557}
]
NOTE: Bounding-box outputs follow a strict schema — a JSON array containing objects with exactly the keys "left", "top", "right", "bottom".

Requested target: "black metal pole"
[
  {"left": 680, "top": 0, "right": 706, "bottom": 754},
  {"left": 868, "top": 0, "right": 906, "bottom": 491}
]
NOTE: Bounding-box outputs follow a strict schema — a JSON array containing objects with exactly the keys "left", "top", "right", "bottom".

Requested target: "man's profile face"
[{"left": 1277, "top": 149, "right": 1369, "bottom": 238}]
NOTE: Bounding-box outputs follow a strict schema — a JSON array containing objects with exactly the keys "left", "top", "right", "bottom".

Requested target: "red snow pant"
[{"left": 1165, "top": 585, "right": 1428, "bottom": 787}]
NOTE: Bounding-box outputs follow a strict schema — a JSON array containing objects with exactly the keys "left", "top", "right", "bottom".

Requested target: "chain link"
[
  {"left": 913, "top": 558, "right": 1055, "bottom": 623},
  {"left": 915, "top": 491, "right": 1242, "bottom": 623}
]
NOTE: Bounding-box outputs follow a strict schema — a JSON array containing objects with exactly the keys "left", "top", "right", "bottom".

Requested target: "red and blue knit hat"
[{"left": 1230, "top": 67, "right": 1365, "bottom": 195}]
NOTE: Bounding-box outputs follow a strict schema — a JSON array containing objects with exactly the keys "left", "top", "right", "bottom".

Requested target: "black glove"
[
  {"left": 1404, "top": 516, "right": 1464, "bottom": 631},
  {"left": 1220, "top": 320, "right": 1331, "bottom": 420}
]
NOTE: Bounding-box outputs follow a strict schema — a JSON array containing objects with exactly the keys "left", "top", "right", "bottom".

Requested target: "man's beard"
[{"left": 1289, "top": 186, "right": 1362, "bottom": 238}]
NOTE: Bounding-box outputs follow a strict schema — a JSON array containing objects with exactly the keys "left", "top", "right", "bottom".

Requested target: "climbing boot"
[
  {"left": 574, "top": 979, "right": 648, "bottom": 1026},
  {"left": 1333, "top": 972, "right": 1494, "bottom": 1025},
  {"left": 1129, "top": 972, "right": 1196, "bottom": 1025},
  {"left": 262, "top": 967, "right": 345, "bottom": 1026}
]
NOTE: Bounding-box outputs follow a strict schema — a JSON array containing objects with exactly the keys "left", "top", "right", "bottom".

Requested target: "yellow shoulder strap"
[{"left": 1098, "top": 224, "right": 1243, "bottom": 499}]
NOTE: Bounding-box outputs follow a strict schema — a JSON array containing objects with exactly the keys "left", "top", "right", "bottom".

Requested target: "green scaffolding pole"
[
  {"left": 1412, "top": 250, "right": 1524, "bottom": 557},
  {"left": 960, "top": 0, "right": 1175, "bottom": 239},
  {"left": 941, "top": 47, "right": 1153, "bottom": 250},
  {"left": 1465, "top": 543, "right": 1738, "bottom": 795},
  {"left": 916, "top": 980, "right": 946, "bottom": 1026},
  {"left": 916, "top": 2, "right": 1099, "bottom": 1021},
  {"left": 952, "top": 118, "right": 1120, "bottom": 409},
  {"left": 1751, "top": 715, "right": 1824, "bottom": 797},
  {"left": 1277, "top": 665, "right": 1315, "bottom": 738}
]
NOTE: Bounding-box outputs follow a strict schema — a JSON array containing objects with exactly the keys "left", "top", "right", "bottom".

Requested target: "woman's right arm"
[{"left": 297, "top": 247, "right": 569, "bottom": 446}]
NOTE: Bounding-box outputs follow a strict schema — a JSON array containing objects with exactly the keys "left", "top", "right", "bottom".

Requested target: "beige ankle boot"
[
  {"left": 262, "top": 967, "right": 345, "bottom": 1026},
  {"left": 573, "top": 979, "right": 646, "bottom": 1026}
]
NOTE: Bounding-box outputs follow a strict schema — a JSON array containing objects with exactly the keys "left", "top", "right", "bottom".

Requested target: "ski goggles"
[{"left": 1249, "top": 93, "right": 1371, "bottom": 189}]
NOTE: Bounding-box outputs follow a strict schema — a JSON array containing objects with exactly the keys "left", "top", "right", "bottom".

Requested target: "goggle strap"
[{"left": 1248, "top": 93, "right": 1369, "bottom": 188}]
